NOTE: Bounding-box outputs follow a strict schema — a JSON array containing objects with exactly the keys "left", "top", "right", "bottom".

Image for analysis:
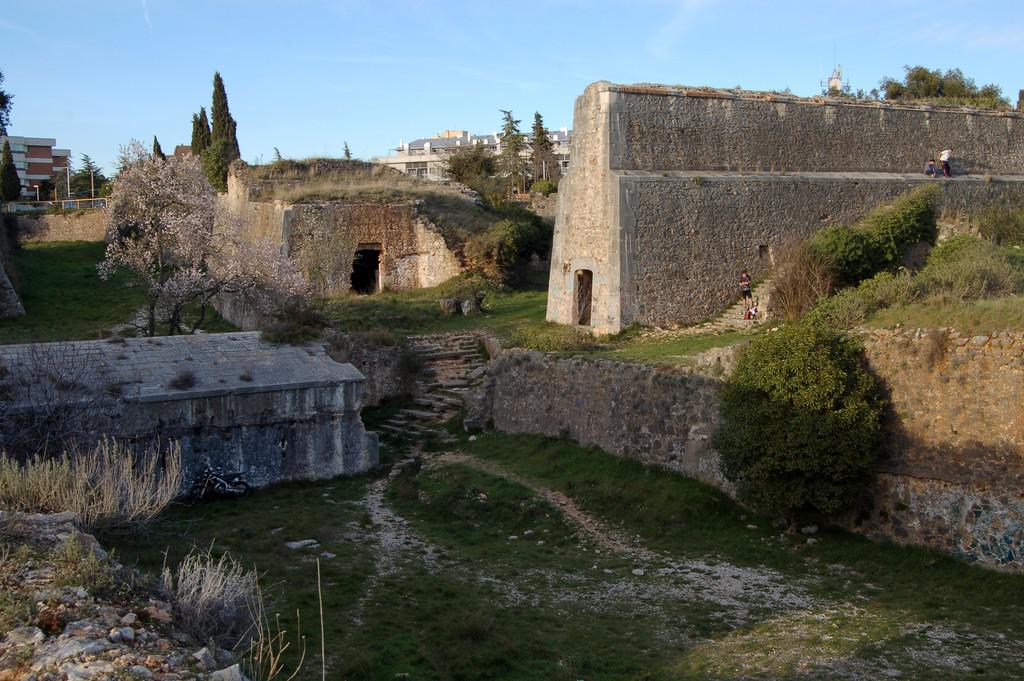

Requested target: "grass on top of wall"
[
  {"left": 0, "top": 241, "right": 235, "bottom": 345},
  {"left": 866, "top": 295, "right": 1024, "bottom": 333}
]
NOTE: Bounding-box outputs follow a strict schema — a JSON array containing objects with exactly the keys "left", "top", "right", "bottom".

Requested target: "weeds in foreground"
[
  {"left": 0, "top": 440, "right": 182, "bottom": 533},
  {"left": 161, "top": 549, "right": 258, "bottom": 648}
]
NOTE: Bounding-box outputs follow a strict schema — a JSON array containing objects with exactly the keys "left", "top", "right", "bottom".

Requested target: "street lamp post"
[{"left": 32, "top": 184, "right": 39, "bottom": 201}]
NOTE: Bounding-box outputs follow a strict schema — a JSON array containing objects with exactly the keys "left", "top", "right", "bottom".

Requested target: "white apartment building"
[
  {"left": 374, "top": 127, "right": 571, "bottom": 182},
  {"left": 0, "top": 136, "right": 70, "bottom": 198}
]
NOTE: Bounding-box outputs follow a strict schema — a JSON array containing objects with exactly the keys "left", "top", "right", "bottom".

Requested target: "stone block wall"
[
  {"left": 0, "top": 333, "right": 378, "bottom": 491},
  {"left": 548, "top": 81, "right": 1024, "bottom": 333},
  {"left": 851, "top": 329, "right": 1024, "bottom": 565},
  {"left": 474, "top": 334, "right": 1024, "bottom": 570},
  {"left": 477, "top": 350, "right": 731, "bottom": 492},
  {"left": 620, "top": 175, "right": 1024, "bottom": 326},
  {"left": 608, "top": 84, "right": 1024, "bottom": 175},
  {"left": 0, "top": 217, "right": 24, "bottom": 319},
  {"left": 286, "top": 202, "right": 461, "bottom": 295},
  {"left": 13, "top": 210, "right": 108, "bottom": 243}
]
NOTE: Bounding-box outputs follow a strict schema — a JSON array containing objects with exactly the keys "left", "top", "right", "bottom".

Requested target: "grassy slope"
[
  {"left": 110, "top": 430, "right": 1024, "bottom": 681},
  {"left": 0, "top": 241, "right": 234, "bottom": 345}
]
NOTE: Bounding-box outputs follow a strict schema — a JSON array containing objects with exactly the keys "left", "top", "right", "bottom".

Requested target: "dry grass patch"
[{"left": 0, "top": 440, "right": 182, "bottom": 533}]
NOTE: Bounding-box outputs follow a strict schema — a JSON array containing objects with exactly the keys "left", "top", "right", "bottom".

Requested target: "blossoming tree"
[{"left": 100, "top": 142, "right": 307, "bottom": 336}]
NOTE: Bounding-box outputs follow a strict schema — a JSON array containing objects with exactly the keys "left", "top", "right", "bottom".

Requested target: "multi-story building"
[
  {"left": 374, "top": 127, "right": 571, "bottom": 181},
  {"left": 0, "top": 136, "right": 70, "bottom": 198}
]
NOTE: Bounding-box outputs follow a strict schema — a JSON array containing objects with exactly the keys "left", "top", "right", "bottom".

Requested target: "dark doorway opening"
[
  {"left": 351, "top": 247, "right": 381, "bottom": 294},
  {"left": 574, "top": 269, "right": 593, "bottom": 326}
]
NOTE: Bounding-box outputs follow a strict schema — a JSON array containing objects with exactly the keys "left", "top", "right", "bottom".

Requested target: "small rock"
[
  {"left": 806, "top": 537, "right": 818, "bottom": 545},
  {"left": 209, "top": 663, "right": 250, "bottom": 681},
  {"left": 129, "top": 666, "right": 154, "bottom": 679},
  {"left": 192, "top": 646, "right": 216, "bottom": 670},
  {"left": 746, "top": 524, "right": 757, "bottom": 530},
  {"left": 603, "top": 568, "right": 613, "bottom": 574},
  {"left": 5, "top": 625, "right": 45, "bottom": 645},
  {"left": 118, "top": 626, "right": 135, "bottom": 642},
  {"left": 801, "top": 525, "right": 819, "bottom": 535},
  {"left": 632, "top": 568, "right": 645, "bottom": 577},
  {"left": 120, "top": 612, "right": 138, "bottom": 626},
  {"left": 536, "top": 540, "right": 545, "bottom": 546},
  {"left": 72, "top": 588, "right": 88, "bottom": 599},
  {"left": 507, "top": 535, "right": 518, "bottom": 541},
  {"left": 319, "top": 551, "right": 336, "bottom": 560},
  {"left": 523, "top": 530, "right": 534, "bottom": 537},
  {"left": 468, "top": 435, "right": 477, "bottom": 442},
  {"left": 285, "top": 539, "right": 319, "bottom": 550}
]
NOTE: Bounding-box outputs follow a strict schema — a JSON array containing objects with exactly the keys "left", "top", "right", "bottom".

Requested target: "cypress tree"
[
  {"left": 497, "top": 110, "right": 527, "bottom": 195},
  {"left": 152, "top": 136, "right": 166, "bottom": 160},
  {"left": 343, "top": 142, "right": 352, "bottom": 160},
  {"left": 530, "top": 111, "right": 557, "bottom": 183},
  {"left": 1018, "top": 89, "right": 1024, "bottom": 111},
  {"left": 1, "top": 140, "right": 21, "bottom": 202},
  {"left": 210, "top": 72, "right": 240, "bottom": 161},
  {"left": 191, "top": 107, "right": 212, "bottom": 156}
]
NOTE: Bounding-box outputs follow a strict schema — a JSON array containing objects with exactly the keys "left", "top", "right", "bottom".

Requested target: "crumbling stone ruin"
[
  {"left": 548, "top": 82, "right": 1024, "bottom": 333},
  {"left": 219, "top": 161, "right": 463, "bottom": 299}
]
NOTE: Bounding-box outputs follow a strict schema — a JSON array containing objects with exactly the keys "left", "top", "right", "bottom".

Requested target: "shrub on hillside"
[
  {"left": 810, "top": 185, "right": 939, "bottom": 287},
  {"left": 530, "top": 178, "right": 558, "bottom": 196},
  {"left": 463, "top": 214, "right": 552, "bottom": 285},
  {"left": 977, "top": 206, "right": 1024, "bottom": 246},
  {"left": 261, "top": 300, "right": 327, "bottom": 344},
  {"left": 807, "top": 270, "right": 916, "bottom": 329},
  {"left": 507, "top": 323, "right": 598, "bottom": 352},
  {"left": 0, "top": 440, "right": 182, "bottom": 533},
  {"left": 914, "top": 235, "right": 1020, "bottom": 302},
  {"left": 713, "top": 322, "right": 885, "bottom": 520}
]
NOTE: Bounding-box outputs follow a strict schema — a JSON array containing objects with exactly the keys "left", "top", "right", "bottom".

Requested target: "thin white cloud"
[
  {"left": 648, "top": 0, "right": 715, "bottom": 59},
  {"left": 140, "top": 0, "right": 152, "bottom": 30}
]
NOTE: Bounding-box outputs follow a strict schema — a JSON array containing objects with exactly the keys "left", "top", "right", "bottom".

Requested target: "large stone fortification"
[
  {"left": 472, "top": 328, "right": 1024, "bottom": 571},
  {"left": 220, "top": 167, "right": 462, "bottom": 298},
  {"left": 548, "top": 82, "right": 1024, "bottom": 332}
]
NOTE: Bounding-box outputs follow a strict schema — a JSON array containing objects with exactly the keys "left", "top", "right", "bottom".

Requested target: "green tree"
[
  {"left": 530, "top": 111, "right": 560, "bottom": 185},
  {"left": 497, "top": 110, "right": 527, "bottom": 195},
  {"left": 152, "top": 136, "right": 166, "bottom": 160},
  {"left": 444, "top": 144, "right": 495, "bottom": 185},
  {"left": 713, "top": 322, "right": 885, "bottom": 521},
  {"left": 0, "top": 70, "right": 12, "bottom": 136},
  {"left": 0, "top": 140, "right": 21, "bottom": 201},
  {"left": 1018, "top": 89, "right": 1023, "bottom": 111},
  {"left": 191, "top": 107, "right": 212, "bottom": 156},
  {"left": 69, "top": 154, "right": 108, "bottom": 198},
  {"left": 880, "top": 65, "right": 1009, "bottom": 109},
  {"left": 343, "top": 142, "right": 352, "bottom": 160},
  {"left": 210, "top": 72, "right": 240, "bottom": 161},
  {"left": 202, "top": 138, "right": 232, "bottom": 192}
]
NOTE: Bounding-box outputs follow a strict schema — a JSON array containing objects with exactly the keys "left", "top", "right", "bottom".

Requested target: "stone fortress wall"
[
  {"left": 548, "top": 82, "right": 1024, "bottom": 333},
  {"left": 220, "top": 170, "right": 462, "bottom": 297},
  {"left": 472, "top": 328, "right": 1024, "bottom": 571}
]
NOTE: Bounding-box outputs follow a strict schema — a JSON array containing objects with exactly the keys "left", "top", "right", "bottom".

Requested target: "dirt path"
[{"left": 430, "top": 451, "right": 651, "bottom": 559}]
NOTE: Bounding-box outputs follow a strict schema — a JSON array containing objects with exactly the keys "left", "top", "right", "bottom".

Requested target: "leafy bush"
[
  {"left": 463, "top": 214, "right": 552, "bottom": 285},
  {"left": 530, "top": 178, "right": 557, "bottom": 196},
  {"left": 976, "top": 206, "right": 1024, "bottom": 246},
  {"left": 914, "top": 235, "right": 1020, "bottom": 302},
  {"left": 0, "top": 440, "right": 182, "bottom": 533},
  {"left": 807, "top": 271, "right": 916, "bottom": 329},
  {"left": 810, "top": 185, "right": 939, "bottom": 287},
  {"left": 713, "top": 322, "right": 885, "bottom": 520}
]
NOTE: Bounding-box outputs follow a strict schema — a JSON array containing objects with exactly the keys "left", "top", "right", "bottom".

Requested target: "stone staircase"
[
  {"left": 715, "top": 280, "right": 775, "bottom": 330},
  {"left": 377, "top": 332, "right": 488, "bottom": 441}
]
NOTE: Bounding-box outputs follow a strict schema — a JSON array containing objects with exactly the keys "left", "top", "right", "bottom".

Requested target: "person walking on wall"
[
  {"left": 939, "top": 148, "right": 953, "bottom": 177},
  {"left": 739, "top": 269, "right": 752, "bottom": 313}
]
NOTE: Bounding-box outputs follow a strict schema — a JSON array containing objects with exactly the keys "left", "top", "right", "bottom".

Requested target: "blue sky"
[{"left": 3, "top": 0, "right": 1022, "bottom": 174}]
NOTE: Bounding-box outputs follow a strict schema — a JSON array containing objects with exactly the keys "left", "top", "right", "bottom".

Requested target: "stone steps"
[{"left": 377, "top": 332, "right": 490, "bottom": 445}]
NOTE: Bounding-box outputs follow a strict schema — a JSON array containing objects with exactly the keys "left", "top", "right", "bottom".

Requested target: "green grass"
[
  {"left": 109, "top": 428, "right": 1024, "bottom": 680},
  {"left": 867, "top": 295, "right": 1024, "bottom": 333},
  {"left": 0, "top": 241, "right": 235, "bottom": 345}
]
